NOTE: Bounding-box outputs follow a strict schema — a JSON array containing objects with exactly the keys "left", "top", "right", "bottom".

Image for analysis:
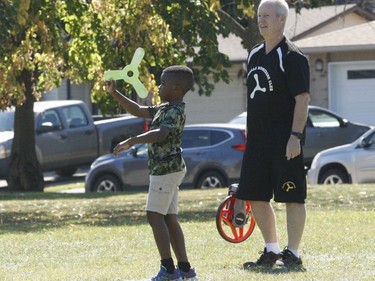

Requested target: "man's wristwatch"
[{"left": 291, "top": 131, "right": 303, "bottom": 140}]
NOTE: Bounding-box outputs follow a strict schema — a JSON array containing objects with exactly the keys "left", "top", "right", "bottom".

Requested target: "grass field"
[{"left": 0, "top": 184, "right": 374, "bottom": 281}]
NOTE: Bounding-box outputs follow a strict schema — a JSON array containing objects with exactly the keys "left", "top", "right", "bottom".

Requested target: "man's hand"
[{"left": 286, "top": 135, "right": 301, "bottom": 160}]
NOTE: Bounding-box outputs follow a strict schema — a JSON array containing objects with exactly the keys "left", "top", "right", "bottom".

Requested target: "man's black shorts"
[{"left": 236, "top": 144, "right": 306, "bottom": 203}]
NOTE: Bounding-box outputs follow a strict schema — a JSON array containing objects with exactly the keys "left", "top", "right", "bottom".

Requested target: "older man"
[{"left": 234, "top": 0, "right": 310, "bottom": 268}]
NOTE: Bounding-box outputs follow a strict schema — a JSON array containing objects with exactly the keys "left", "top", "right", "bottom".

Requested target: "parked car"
[
  {"left": 307, "top": 127, "right": 375, "bottom": 184},
  {"left": 85, "top": 123, "right": 246, "bottom": 192},
  {"left": 228, "top": 106, "right": 371, "bottom": 167},
  {"left": 0, "top": 100, "right": 147, "bottom": 181}
]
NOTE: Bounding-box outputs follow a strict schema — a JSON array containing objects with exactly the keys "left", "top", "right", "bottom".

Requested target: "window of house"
[{"left": 347, "top": 70, "right": 375, "bottom": 80}]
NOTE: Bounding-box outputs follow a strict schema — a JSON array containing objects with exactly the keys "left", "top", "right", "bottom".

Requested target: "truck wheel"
[
  {"left": 196, "top": 171, "right": 226, "bottom": 189},
  {"left": 93, "top": 175, "right": 122, "bottom": 193},
  {"left": 318, "top": 169, "right": 349, "bottom": 184},
  {"left": 55, "top": 167, "right": 77, "bottom": 177}
]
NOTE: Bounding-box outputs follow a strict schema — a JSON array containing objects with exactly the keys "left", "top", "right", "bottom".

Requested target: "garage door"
[{"left": 329, "top": 61, "right": 375, "bottom": 125}]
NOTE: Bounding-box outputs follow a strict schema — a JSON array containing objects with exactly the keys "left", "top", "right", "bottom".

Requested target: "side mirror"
[
  {"left": 130, "top": 146, "right": 138, "bottom": 157},
  {"left": 340, "top": 118, "right": 349, "bottom": 128},
  {"left": 360, "top": 137, "right": 372, "bottom": 149},
  {"left": 36, "top": 122, "right": 55, "bottom": 134}
]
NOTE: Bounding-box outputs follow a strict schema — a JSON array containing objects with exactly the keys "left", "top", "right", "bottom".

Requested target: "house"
[
  {"left": 185, "top": 3, "right": 375, "bottom": 125},
  {"left": 289, "top": 3, "right": 375, "bottom": 126},
  {"left": 294, "top": 20, "right": 375, "bottom": 125}
]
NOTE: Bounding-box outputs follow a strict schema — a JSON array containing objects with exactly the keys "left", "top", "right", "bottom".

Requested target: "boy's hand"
[
  {"left": 105, "top": 80, "right": 116, "bottom": 95},
  {"left": 113, "top": 140, "right": 131, "bottom": 157}
]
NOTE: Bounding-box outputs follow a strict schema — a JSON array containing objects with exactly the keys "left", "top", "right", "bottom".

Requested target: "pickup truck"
[{"left": 0, "top": 100, "right": 147, "bottom": 180}]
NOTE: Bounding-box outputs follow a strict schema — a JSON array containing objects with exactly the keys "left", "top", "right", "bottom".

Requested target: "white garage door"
[{"left": 329, "top": 61, "right": 375, "bottom": 125}]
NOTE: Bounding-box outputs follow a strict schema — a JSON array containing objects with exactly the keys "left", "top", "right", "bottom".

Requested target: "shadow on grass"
[
  {"left": 0, "top": 191, "right": 218, "bottom": 234},
  {"left": 0, "top": 209, "right": 218, "bottom": 234},
  {"left": 0, "top": 189, "right": 146, "bottom": 201},
  {"left": 243, "top": 264, "right": 307, "bottom": 274}
]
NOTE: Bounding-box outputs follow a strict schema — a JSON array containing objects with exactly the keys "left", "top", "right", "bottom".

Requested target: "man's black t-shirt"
[{"left": 246, "top": 37, "right": 309, "bottom": 147}]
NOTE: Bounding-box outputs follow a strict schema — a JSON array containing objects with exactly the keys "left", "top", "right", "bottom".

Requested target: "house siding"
[
  {"left": 306, "top": 13, "right": 368, "bottom": 38},
  {"left": 184, "top": 63, "right": 246, "bottom": 124}
]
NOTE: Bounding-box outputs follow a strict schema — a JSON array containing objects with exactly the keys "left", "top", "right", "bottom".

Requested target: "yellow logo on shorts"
[{"left": 282, "top": 181, "right": 296, "bottom": 192}]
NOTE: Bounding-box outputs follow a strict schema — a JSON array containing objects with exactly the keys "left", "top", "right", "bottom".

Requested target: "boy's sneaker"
[
  {"left": 281, "top": 248, "right": 303, "bottom": 266},
  {"left": 177, "top": 267, "right": 198, "bottom": 280},
  {"left": 243, "top": 248, "right": 282, "bottom": 269},
  {"left": 151, "top": 266, "right": 182, "bottom": 281}
]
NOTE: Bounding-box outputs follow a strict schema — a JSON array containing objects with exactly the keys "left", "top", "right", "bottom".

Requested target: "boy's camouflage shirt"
[{"left": 147, "top": 102, "right": 186, "bottom": 175}]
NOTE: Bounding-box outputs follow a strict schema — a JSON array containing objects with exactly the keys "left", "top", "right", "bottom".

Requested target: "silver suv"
[
  {"left": 85, "top": 123, "right": 246, "bottom": 192},
  {"left": 229, "top": 106, "right": 371, "bottom": 168},
  {"left": 307, "top": 127, "right": 375, "bottom": 184}
]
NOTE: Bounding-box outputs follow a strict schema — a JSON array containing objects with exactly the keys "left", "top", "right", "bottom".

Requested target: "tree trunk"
[{"left": 8, "top": 70, "right": 44, "bottom": 192}]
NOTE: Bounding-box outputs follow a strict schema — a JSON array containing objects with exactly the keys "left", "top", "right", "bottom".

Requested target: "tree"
[
  {"left": 152, "top": 0, "right": 337, "bottom": 93},
  {"left": 0, "top": 0, "right": 232, "bottom": 191},
  {"left": 194, "top": 0, "right": 338, "bottom": 50},
  {"left": 0, "top": 0, "right": 335, "bottom": 191},
  {"left": 0, "top": 0, "right": 201, "bottom": 191},
  {"left": 1, "top": 0, "right": 66, "bottom": 191}
]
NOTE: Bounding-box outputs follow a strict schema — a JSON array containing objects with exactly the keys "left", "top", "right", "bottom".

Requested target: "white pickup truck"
[{"left": 0, "top": 100, "right": 147, "bottom": 181}]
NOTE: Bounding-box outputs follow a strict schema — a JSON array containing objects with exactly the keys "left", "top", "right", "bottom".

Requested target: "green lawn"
[{"left": 0, "top": 184, "right": 374, "bottom": 281}]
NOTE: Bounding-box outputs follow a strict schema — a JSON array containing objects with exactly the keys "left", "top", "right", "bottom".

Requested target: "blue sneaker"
[
  {"left": 177, "top": 268, "right": 198, "bottom": 280},
  {"left": 151, "top": 266, "right": 182, "bottom": 281}
]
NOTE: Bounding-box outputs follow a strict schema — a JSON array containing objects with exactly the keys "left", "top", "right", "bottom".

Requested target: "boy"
[{"left": 106, "top": 65, "right": 197, "bottom": 281}]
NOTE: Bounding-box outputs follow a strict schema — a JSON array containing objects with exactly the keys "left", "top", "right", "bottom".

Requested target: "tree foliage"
[
  {"left": 0, "top": 0, "right": 238, "bottom": 191},
  {"left": 0, "top": 0, "right": 338, "bottom": 191},
  {"left": 0, "top": 0, "right": 339, "bottom": 109}
]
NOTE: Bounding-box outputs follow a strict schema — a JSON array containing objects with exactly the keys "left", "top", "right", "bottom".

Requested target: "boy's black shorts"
[{"left": 236, "top": 144, "right": 306, "bottom": 203}]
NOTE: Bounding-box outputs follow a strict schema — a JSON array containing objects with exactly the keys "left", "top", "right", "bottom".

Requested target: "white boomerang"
[{"left": 104, "top": 47, "right": 148, "bottom": 98}]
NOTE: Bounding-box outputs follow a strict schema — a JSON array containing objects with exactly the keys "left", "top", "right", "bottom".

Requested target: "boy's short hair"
[{"left": 163, "top": 65, "right": 194, "bottom": 93}]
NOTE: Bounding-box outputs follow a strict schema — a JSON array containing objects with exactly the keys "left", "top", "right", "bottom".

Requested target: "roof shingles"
[{"left": 294, "top": 20, "right": 375, "bottom": 52}]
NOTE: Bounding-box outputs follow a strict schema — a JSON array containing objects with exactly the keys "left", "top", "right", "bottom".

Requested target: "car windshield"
[{"left": 0, "top": 111, "right": 15, "bottom": 132}]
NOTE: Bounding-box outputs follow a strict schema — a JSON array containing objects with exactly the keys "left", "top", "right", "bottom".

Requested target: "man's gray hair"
[{"left": 259, "top": 0, "right": 289, "bottom": 18}]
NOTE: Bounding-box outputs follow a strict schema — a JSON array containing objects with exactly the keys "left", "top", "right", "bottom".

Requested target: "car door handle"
[{"left": 59, "top": 135, "right": 67, "bottom": 140}]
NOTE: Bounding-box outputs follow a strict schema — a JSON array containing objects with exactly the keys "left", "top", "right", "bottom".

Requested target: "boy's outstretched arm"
[
  {"left": 105, "top": 80, "right": 150, "bottom": 118},
  {"left": 113, "top": 127, "right": 170, "bottom": 156}
]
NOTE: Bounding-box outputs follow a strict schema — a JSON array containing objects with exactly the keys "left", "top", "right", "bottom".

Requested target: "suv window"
[
  {"left": 211, "top": 130, "right": 230, "bottom": 145},
  {"left": 182, "top": 129, "right": 231, "bottom": 148},
  {"left": 61, "top": 106, "right": 88, "bottom": 128},
  {"left": 309, "top": 110, "right": 340, "bottom": 128}
]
